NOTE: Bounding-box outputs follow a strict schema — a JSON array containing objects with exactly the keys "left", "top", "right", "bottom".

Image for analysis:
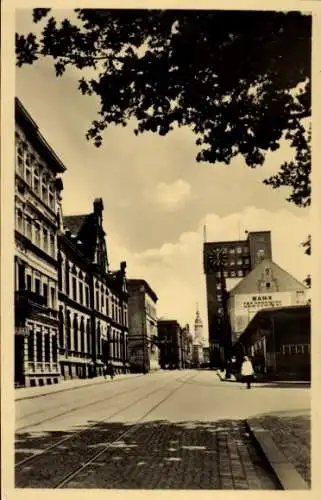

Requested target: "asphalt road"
[{"left": 15, "top": 369, "right": 310, "bottom": 489}]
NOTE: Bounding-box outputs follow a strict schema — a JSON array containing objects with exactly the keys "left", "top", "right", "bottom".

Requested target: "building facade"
[
  {"left": 228, "top": 259, "right": 308, "bottom": 344},
  {"left": 127, "top": 279, "right": 159, "bottom": 373},
  {"left": 158, "top": 320, "right": 182, "bottom": 369},
  {"left": 58, "top": 199, "right": 130, "bottom": 378},
  {"left": 235, "top": 305, "right": 310, "bottom": 380},
  {"left": 14, "top": 98, "right": 65, "bottom": 387},
  {"left": 203, "top": 230, "right": 272, "bottom": 364}
]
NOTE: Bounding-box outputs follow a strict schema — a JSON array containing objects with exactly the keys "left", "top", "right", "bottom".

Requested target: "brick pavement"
[
  {"left": 55, "top": 420, "right": 278, "bottom": 489},
  {"left": 253, "top": 411, "right": 310, "bottom": 487}
]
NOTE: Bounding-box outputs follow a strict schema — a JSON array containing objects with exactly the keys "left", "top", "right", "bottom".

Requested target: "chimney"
[{"left": 93, "top": 198, "right": 104, "bottom": 215}]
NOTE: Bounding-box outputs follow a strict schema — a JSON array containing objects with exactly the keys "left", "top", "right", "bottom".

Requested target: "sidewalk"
[
  {"left": 15, "top": 372, "right": 145, "bottom": 401},
  {"left": 246, "top": 409, "right": 310, "bottom": 489}
]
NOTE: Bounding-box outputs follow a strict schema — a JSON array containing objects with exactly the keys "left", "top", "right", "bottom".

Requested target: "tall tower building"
[
  {"left": 203, "top": 230, "right": 272, "bottom": 364},
  {"left": 194, "top": 304, "right": 204, "bottom": 345}
]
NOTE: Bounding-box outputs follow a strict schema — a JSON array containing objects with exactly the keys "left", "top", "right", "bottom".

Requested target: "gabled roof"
[
  {"left": 229, "top": 258, "right": 307, "bottom": 296},
  {"left": 63, "top": 215, "right": 89, "bottom": 237}
]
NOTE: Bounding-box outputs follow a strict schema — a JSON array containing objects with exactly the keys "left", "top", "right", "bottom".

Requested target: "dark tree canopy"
[{"left": 16, "top": 8, "right": 311, "bottom": 206}]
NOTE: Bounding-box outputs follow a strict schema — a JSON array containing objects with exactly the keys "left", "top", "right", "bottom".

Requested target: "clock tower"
[{"left": 203, "top": 230, "right": 272, "bottom": 366}]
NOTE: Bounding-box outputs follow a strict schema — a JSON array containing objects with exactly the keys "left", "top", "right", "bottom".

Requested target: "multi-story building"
[
  {"left": 14, "top": 98, "right": 65, "bottom": 387},
  {"left": 203, "top": 230, "right": 272, "bottom": 364},
  {"left": 59, "top": 199, "right": 130, "bottom": 378},
  {"left": 181, "top": 323, "right": 193, "bottom": 368},
  {"left": 228, "top": 258, "right": 309, "bottom": 345},
  {"left": 157, "top": 320, "right": 182, "bottom": 369},
  {"left": 127, "top": 279, "right": 159, "bottom": 373}
]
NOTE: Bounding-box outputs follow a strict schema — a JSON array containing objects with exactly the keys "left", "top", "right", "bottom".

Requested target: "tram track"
[
  {"left": 15, "top": 371, "right": 195, "bottom": 480},
  {"left": 16, "top": 378, "right": 150, "bottom": 431}
]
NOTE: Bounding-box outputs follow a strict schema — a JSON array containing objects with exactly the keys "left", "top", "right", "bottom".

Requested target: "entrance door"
[{"left": 15, "top": 335, "right": 25, "bottom": 386}]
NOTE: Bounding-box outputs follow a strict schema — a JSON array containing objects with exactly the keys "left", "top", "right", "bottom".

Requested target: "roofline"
[
  {"left": 15, "top": 97, "right": 66, "bottom": 174},
  {"left": 127, "top": 279, "right": 158, "bottom": 302},
  {"left": 236, "top": 304, "right": 310, "bottom": 345}
]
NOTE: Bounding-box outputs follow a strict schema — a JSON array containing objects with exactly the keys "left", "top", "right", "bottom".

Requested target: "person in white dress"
[{"left": 241, "top": 356, "right": 254, "bottom": 389}]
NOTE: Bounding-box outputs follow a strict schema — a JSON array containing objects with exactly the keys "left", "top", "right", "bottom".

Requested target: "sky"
[{"left": 15, "top": 9, "right": 311, "bottom": 338}]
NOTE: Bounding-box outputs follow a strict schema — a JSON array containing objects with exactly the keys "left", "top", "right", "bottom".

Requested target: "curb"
[
  {"left": 246, "top": 418, "right": 309, "bottom": 490},
  {"left": 15, "top": 374, "right": 144, "bottom": 402}
]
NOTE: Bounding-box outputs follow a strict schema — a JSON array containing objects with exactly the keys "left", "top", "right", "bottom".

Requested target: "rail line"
[
  {"left": 55, "top": 370, "right": 197, "bottom": 488},
  {"left": 16, "top": 378, "right": 151, "bottom": 431},
  {"left": 15, "top": 371, "right": 194, "bottom": 472}
]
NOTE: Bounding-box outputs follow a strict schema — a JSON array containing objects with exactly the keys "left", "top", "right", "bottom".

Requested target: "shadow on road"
[{"left": 15, "top": 417, "right": 281, "bottom": 489}]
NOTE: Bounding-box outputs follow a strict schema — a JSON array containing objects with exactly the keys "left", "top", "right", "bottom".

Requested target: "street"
[{"left": 15, "top": 370, "right": 310, "bottom": 489}]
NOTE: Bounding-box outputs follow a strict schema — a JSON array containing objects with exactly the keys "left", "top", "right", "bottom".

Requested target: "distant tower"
[{"left": 194, "top": 303, "right": 204, "bottom": 346}]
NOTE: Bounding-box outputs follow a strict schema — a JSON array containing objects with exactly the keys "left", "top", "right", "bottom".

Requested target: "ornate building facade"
[
  {"left": 58, "top": 199, "right": 130, "bottom": 378},
  {"left": 14, "top": 98, "right": 130, "bottom": 387},
  {"left": 14, "top": 98, "right": 65, "bottom": 387}
]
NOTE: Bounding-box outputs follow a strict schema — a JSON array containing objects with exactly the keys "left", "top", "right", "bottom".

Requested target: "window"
[
  {"left": 18, "top": 263, "right": 25, "bottom": 290},
  {"left": 52, "top": 335, "right": 58, "bottom": 362},
  {"left": 85, "top": 286, "right": 89, "bottom": 307},
  {"left": 237, "top": 259, "right": 242, "bottom": 265},
  {"left": 28, "top": 330, "right": 34, "bottom": 362},
  {"left": 50, "top": 233, "right": 55, "bottom": 257},
  {"left": 58, "top": 307, "right": 64, "bottom": 348},
  {"left": 80, "top": 317, "right": 85, "bottom": 353},
  {"left": 66, "top": 311, "right": 71, "bottom": 350},
  {"left": 35, "top": 278, "right": 40, "bottom": 295},
  {"left": 48, "top": 185, "right": 55, "bottom": 211},
  {"left": 16, "top": 209, "right": 23, "bottom": 233},
  {"left": 51, "top": 287, "right": 55, "bottom": 309},
  {"left": 230, "top": 260, "right": 235, "bottom": 266},
  {"left": 236, "top": 247, "right": 242, "bottom": 254},
  {"left": 25, "top": 153, "right": 32, "bottom": 185},
  {"left": 244, "top": 258, "right": 250, "bottom": 265},
  {"left": 65, "top": 262, "right": 70, "bottom": 295},
  {"left": 101, "top": 294, "right": 104, "bottom": 310},
  {"left": 25, "top": 216, "right": 32, "bottom": 240},
  {"left": 216, "top": 283, "right": 221, "bottom": 290},
  {"left": 43, "top": 228, "right": 48, "bottom": 253},
  {"left": 44, "top": 330, "right": 50, "bottom": 362},
  {"left": 73, "top": 315, "right": 78, "bottom": 351},
  {"left": 79, "top": 282, "right": 84, "bottom": 305},
  {"left": 26, "top": 275, "right": 32, "bottom": 291},
  {"left": 96, "top": 291, "right": 100, "bottom": 311},
  {"left": 41, "top": 174, "right": 48, "bottom": 204},
  {"left": 72, "top": 277, "right": 77, "bottom": 301},
  {"left": 16, "top": 143, "right": 24, "bottom": 176},
  {"left": 230, "top": 271, "right": 236, "bottom": 277},
  {"left": 237, "top": 270, "right": 243, "bottom": 277},
  {"left": 296, "top": 291, "right": 305, "bottom": 304},
  {"left": 229, "top": 248, "right": 235, "bottom": 255},
  {"left": 223, "top": 271, "right": 228, "bottom": 278},
  {"left": 217, "top": 294, "right": 222, "bottom": 302},
  {"left": 216, "top": 272, "right": 220, "bottom": 277},
  {"left": 34, "top": 167, "right": 40, "bottom": 195},
  {"left": 34, "top": 223, "right": 41, "bottom": 247},
  {"left": 36, "top": 330, "right": 43, "bottom": 361},
  {"left": 86, "top": 319, "right": 91, "bottom": 354},
  {"left": 43, "top": 283, "right": 48, "bottom": 305}
]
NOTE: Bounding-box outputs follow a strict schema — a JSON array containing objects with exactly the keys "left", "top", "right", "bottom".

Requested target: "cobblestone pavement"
[
  {"left": 15, "top": 370, "right": 310, "bottom": 489},
  {"left": 254, "top": 411, "right": 311, "bottom": 486},
  {"left": 16, "top": 419, "right": 277, "bottom": 489}
]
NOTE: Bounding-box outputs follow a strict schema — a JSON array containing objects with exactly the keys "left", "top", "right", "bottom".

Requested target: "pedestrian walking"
[
  {"left": 109, "top": 363, "right": 114, "bottom": 380},
  {"left": 241, "top": 356, "right": 254, "bottom": 389}
]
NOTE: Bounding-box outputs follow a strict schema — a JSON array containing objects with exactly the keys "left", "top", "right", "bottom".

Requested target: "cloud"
[
  {"left": 107, "top": 206, "right": 310, "bottom": 341},
  {"left": 148, "top": 179, "right": 192, "bottom": 211}
]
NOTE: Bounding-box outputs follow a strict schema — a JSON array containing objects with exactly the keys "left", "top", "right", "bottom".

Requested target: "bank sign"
[{"left": 237, "top": 292, "right": 292, "bottom": 312}]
